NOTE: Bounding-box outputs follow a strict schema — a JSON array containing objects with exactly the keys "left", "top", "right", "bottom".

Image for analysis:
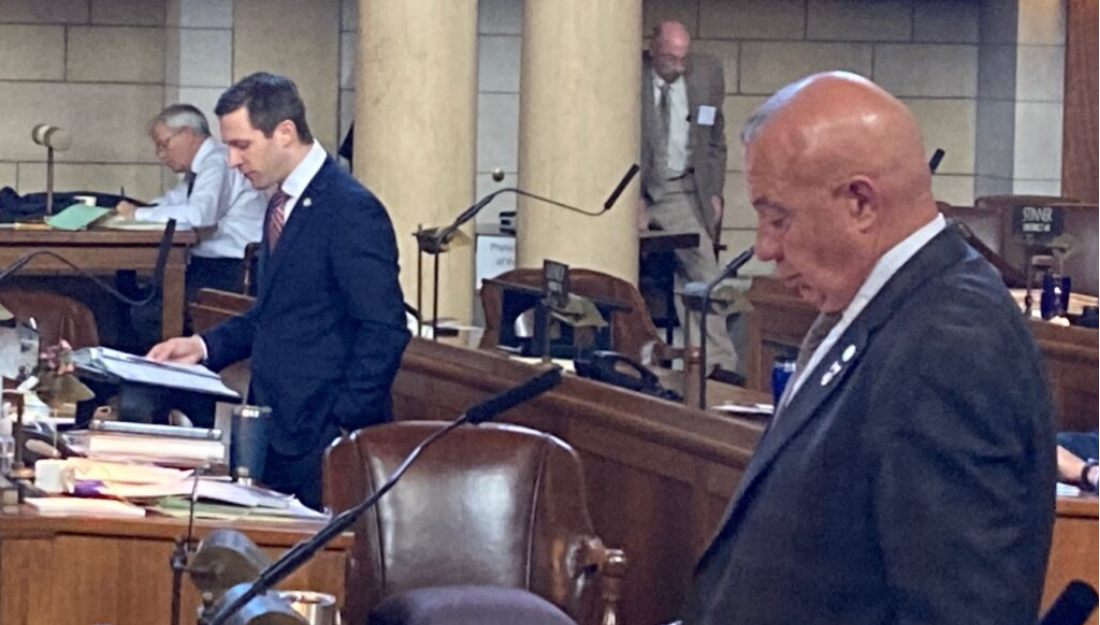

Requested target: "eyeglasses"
[{"left": 153, "top": 128, "right": 186, "bottom": 153}]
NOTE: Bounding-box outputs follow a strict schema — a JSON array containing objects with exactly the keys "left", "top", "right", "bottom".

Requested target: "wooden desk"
[
  {"left": 746, "top": 275, "right": 1100, "bottom": 431},
  {"left": 392, "top": 339, "right": 766, "bottom": 625},
  {"left": 0, "top": 507, "right": 350, "bottom": 625},
  {"left": 190, "top": 295, "right": 1095, "bottom": 625},
  {"left": 1046, "top": 496, "right": 1100, "bottom": 625},
  {"left": 0, "top": 228, "right": 196, "bottom": 339}
]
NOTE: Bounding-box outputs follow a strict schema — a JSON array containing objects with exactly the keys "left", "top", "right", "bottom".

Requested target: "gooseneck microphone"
[
  {"left": 0, "top": 219, "right": 177, "bottom": 307},
  {"left": 466, "top": 366, "right": 564, "bottom": 424},
  {"left": 202, "top": 366, "right": 564, "bottom": 625},
  {"left": 697, "top": 245, "right": 754, "bottom": 409},
  {"left": 419, "top": 164, "right": 640, "bottom": 254}
]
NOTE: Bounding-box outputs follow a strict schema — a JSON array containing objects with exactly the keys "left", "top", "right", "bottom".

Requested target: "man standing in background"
[{"left": 639, "top": 21, "right": 738, "bottom": 378}]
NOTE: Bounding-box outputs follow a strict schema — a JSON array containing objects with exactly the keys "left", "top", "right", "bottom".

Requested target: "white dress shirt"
[
  {"left": 653, "top": 71, "right": 691, "bottom": 176},
  {"left": 136, "top": 138, "right": 265, "bottom": 259},
  {"left": 276, "top": 140, "right": 328, "bottom": 222},
  {"left": 784, "top": 213, "right": 948, "bottom": 404}
]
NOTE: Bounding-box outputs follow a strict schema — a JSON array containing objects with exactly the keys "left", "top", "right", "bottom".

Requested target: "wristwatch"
[{"left": 1079, "top": 458, "right": 1099, "bottom": 492}]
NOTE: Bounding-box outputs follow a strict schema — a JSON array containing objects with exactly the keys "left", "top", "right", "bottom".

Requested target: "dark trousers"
[
  {"left": 185, "top": 256, "right": 244, "bottom": 301},
  {"left": 262, "top": 424, "right": 341, "bottom": 511},
  {"left": 128, "top": 256, "right": 243, "bottom": 346}
]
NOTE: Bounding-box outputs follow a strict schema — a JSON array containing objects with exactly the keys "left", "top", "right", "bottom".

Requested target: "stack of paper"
[
  {"left": 26, "top": 497, "right": 146, "bottom": 518},
  {"left": 86, "top": 433, "right": 225, "bottom": 466}
]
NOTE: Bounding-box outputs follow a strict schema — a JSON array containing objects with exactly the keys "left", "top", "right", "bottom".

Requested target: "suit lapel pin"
[
  {"left": 821, "top": 361, "right": 842, "bottom": 386},
  {"left": 302, "top": 197, "right": 312, "bottom": 208},
  {"left": 842, "top": 344, "right": 856, "bottom": 362}
]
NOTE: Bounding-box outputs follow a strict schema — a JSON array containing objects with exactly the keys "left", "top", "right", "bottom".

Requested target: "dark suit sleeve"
[
  {"left": 867, "top": 303, "right": 1055, "bottom": 625},
  {"left": 201, "top": 302, "right": 259, "bottom": 371},
  {"left": 328, "top": 192, "right": 411, "bottom": 431}
]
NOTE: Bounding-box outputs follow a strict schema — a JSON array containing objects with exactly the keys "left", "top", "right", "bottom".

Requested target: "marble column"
[
  {"left": 355, "top": 0, "right": 478, "bottom": 322},
  {"left": 516, "top": 0, "right": 642, "bottom": 283}
]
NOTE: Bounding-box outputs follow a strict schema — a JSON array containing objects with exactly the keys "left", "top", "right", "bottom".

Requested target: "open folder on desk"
[
  {"left": 43, "top": 204, "right": 111, "bottom": 230},
  {"left": 72, "top": 346, "right": 240, "bottom": 401}
]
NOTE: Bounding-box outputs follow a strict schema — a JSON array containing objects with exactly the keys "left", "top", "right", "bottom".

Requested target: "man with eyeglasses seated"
[{"left": 116, "top": 103, "right": 265, "bottom": 338}]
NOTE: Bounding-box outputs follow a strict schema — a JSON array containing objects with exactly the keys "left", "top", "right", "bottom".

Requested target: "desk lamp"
[{"left": 30, "top": 124, "right": 73, "bottom": 217}]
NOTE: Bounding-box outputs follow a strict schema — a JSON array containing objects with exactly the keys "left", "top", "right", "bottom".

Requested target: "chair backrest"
[
  {"left": 0, "top": 288, "right": 99, "bottom": 349},
  {"left": 324, "top": 421, "right": 603, "bottom": 625},
  {"left": 479, "top": 267, "right": 673, "bottom": 364}
]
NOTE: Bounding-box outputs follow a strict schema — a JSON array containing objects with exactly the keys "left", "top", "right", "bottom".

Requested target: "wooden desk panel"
[
  {"left": 0, "top": 510, "right": 349, "bottom": 625},
  {"left": 0, "top": 229, "right": 196, "bottom": 339},
  {"left": 190, "top": 295, "right": 1097, "bottom": 625},
  {"left": 746, "top": 275, "right": 1100, "bottom": 431},
  {"left": 1044, "top": 496, "right": 1100, "bottom": 625}
]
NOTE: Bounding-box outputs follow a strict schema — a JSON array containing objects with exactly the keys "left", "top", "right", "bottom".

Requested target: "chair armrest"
[{"left": 575, "top": 538, "right": 627, "bottom": 625}]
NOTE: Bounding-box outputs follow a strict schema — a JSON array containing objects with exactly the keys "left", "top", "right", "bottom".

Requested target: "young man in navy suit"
[
  {"left": 149, "top": 73, "right": 410, "bottom": 509},
  {"left": 681, "top": 73, "right": 1055, "bottom": 625}
]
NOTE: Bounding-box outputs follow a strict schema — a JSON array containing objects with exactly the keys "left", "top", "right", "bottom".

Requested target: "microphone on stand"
[
  {"left": 693, "top": 246, "right": 754, "bottom": 409},
  {"left": 413, "top": 165, "right": 640, "bottom": 338},
  {"left": 200, "top": 366, "right": 564, "bottom": 625},
  {"left": 0, "top": 219, "right": 176, "bottom": 307},
  {"left": 418, "top": 164, "right": 640, "bottom": 254}
]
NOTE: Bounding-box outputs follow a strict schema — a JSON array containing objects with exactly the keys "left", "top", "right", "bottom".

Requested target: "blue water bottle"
[{"left": 771, "top": 355, "right": 797, "bottom": 407}]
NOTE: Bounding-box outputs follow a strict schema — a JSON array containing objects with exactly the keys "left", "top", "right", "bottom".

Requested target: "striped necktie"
[{"left": 266, "top": 188, "right": 290, "bottom": 252}]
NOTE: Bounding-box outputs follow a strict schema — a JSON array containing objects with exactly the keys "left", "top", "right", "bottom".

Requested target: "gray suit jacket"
[
  {"left": 683, "top": 226, "right": 1056, "bottom": 625},
  {"left": 640, "top": 51, "right": 727, "bottom": 241}
]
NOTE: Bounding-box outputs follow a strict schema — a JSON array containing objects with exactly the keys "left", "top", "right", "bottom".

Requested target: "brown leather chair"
[
  {"left": 479, "top": 267, "right": 681, "bottom": 365},
  {"left": 324, "top": 421, "right": 625, "bottom": 625},
  {"left": 0, "top": 288, "right": 100, "bottom": 349}
]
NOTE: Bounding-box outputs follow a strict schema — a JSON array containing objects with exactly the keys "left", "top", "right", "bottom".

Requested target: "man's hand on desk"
[
  {"left": 147, "top": 336, "right": 205, "bottom": 365},
  {"left": 115, "top": 200, "right": 138, "bottom": 220}
]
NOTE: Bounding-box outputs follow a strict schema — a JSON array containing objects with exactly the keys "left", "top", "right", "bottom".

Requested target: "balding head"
[
  {"left": 650, "top": 21, "right": 691, "bottom": 82},
  {"left": 742, "top": 72, "right": 938, "bottom": 312}
]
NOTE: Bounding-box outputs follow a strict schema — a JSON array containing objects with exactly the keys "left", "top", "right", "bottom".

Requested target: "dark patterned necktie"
[
  {"left": 775, "top": 311, "right": 843, "bottom": 417},
  {"left": 266, "top": 188, "right": 290, "bottom": 252},
  {"left": 794, "top": 312, "right": 843, "bottom": 385},
  {"left": 185, "top": 172, "right": 197, "bottom": 199}
]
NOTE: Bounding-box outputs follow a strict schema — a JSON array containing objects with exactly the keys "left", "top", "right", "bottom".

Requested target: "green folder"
[{"left": 45, "top": 204, "right": 111, "bottom": 231}]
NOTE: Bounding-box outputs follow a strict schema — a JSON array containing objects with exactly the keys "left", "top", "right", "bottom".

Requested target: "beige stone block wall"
[
  {"left": 0, "top": 25, "right": 65, "bottom": 80},
  {"left": 233, "top": 0, "right": 341, "bottom": 153},
  {"left": 0, "top": 83, "right": 164, "bottom": 163},
  {"left": 0, "top": 164, "right": 16, "bottom": 190},
  {"left": 0, "top": 0, "right": 88, "bottom": 24},
  {"left": 67, "top": 26, "right": 166, "bottom": 83},
  {"left": 17, "top": 163, "right": 163, "bottom": 200},
  {"left": 92, "top": 0, "right": 166, "bottom": 26},
  {"left": 740, "top": 41, "right": 873, "bottom": 95}
]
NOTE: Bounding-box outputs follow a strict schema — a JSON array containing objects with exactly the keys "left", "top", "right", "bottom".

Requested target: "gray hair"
[{"left": 150, "top": 103, "right": 210, "bottom": 137}]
